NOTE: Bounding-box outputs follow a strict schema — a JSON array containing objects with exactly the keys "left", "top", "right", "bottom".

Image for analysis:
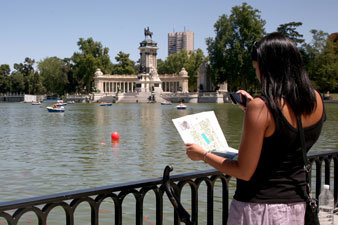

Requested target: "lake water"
[{"left": 0, "top": 102, "right": 337, "bottom": 224}]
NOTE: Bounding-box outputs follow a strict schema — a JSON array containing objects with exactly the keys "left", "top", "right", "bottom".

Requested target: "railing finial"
[{"left": 162, "top": 165, "right": 193, "bottom": 225}]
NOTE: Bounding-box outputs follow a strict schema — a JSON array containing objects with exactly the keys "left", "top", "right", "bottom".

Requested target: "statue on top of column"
[{"left": 144, "top": 27, "right": 153, "bottom": 39}]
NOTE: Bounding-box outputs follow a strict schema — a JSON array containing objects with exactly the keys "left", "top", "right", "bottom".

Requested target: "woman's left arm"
[{"left": 185, "top": 98, "right": 270, "bottom": 181}]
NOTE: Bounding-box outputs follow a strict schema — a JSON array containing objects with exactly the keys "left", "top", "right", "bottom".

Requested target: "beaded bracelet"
[{"left": 203, "top": 151, "right": 209, "bottom": 163}]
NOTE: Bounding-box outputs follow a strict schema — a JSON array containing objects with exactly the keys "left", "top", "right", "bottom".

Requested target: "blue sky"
[{"left": 1, "top": 0, "right": 337, "bottom": 70}]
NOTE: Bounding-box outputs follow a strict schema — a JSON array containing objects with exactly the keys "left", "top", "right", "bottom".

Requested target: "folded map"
[{"left": 172, "top": 111, "right": 238, "bottom": 159}]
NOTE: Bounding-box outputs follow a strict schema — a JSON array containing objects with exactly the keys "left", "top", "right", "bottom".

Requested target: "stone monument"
[{"left": 135, "top": 28, "right": 163, "bottom": 93}]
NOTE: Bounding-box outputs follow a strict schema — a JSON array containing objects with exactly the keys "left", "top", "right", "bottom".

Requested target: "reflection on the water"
[{"left": 0, "top": 102, "right": 336, "bottom": 223}]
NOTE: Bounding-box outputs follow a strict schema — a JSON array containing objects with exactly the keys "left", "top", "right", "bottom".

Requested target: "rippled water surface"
[{"left": 0, "top": 102, "right": 336, "bottom": 224}]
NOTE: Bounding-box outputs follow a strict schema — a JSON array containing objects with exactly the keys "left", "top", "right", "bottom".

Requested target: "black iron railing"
[{"left": 0, "top": 150, "right": 337, "bottom": 225}]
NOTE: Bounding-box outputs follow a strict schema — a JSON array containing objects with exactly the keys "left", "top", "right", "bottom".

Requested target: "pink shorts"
[{"left": 227, "top": 199, "right": 306, "bottom": 225}]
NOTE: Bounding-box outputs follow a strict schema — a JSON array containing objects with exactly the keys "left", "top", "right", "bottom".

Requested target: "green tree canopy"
[
  {"left": 0, "top": 64, "right": 10, "bottom": 76},
  {"left": 304, "top": 30, "right": 338, "bottom": 92},
  {"left": 10, "top": 73, "right": 25, "bottom": 93},
  {"left": 0, "top": 76, "right": 10, "bottom": 93},
  {"left": 71, "top": 37, "right": 113, "bottom": 93},
  {"left": 206, "top": 3, "right": 265, "bottom": 91},
  {"left": 13, "top": 57, "right": 35, "bottom": 76},
  {"left": 38, "top": 57, "right": 69, "bottom": 96},
  {"left": 26, "top": 71, "right": 45, "bottom": 94},
  {"left": 157, "top": 49, "right": 205, "bottom": 91},
  {"left": 112, "top": 51, "right": 136, "bottom": 74},
  {"left": 276, "top": 22, "right": 305, "bottom": 45},
  {"left": 12, "top": 58, "right": 36, "bottom": 93},
  {"left": 0, "top": 64, "right": 11, "bottom": 93}
]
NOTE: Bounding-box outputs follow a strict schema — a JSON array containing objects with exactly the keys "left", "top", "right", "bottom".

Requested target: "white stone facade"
[
  {"left": 94, "top": 69, "right": 138, "bottom": 94},
  {"left": 94, "top": 68, "right": 189, "bottom": 95},
  {"left": 94, "top": 34, "right": 189, "bottom": 99}
]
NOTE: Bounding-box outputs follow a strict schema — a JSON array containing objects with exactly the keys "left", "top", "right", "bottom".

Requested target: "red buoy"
[{"left": 111, "top": 132, "right": 120, "bottom": 142}]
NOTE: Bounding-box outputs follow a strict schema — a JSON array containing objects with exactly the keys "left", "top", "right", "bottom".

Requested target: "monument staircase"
[
  {"left": 116, "top": 91, "right": 165, "bottom": 103},
  {"left": 97, "top": 95, "right": 117, "bottom": 103}
]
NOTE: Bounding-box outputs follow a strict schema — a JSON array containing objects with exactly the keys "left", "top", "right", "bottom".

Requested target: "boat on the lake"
[
  {"left": 32, "top": 101, "right": 41, "bottom": 105},
  {"left": 56, "top": 100, "right": 67, "bottom": 106},
  {"left": 161, "top": 100, "right": 172, "bottom": 105},
  {"left": 46, "top": 104, "right": 65, "bottom": 112},
  {"left": 176, "top": 103, "right": 187, "bottom": 110},
  {"left": 100, "top": 102, "right": 112, "bottom": 106}
]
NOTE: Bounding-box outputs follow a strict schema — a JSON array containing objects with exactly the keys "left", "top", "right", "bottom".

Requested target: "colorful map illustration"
[{"left": 173, "top": 111, "right": 238, "bottom": 159}]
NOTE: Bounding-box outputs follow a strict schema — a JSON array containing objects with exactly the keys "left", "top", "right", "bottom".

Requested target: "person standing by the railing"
[{"left": 185, "top": 33, "right": 326, "bottom": 225}]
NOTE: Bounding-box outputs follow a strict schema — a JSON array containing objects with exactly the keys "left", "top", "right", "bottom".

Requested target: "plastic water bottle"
[{"left": 318, "top": 184, "right": 334, "bottom": 225}]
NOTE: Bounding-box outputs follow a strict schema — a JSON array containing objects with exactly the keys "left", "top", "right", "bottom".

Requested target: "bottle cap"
[{"left": 323, "top": 184, "right": 330, "bottom": 190}]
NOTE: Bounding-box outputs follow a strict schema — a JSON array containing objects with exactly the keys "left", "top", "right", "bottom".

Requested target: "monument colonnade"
[{"left": 94, "top": 69, "right": 189, "bottom": 94}]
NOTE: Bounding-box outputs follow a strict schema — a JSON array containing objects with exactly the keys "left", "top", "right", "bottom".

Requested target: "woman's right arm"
[{"left": 186, "top": 98, "right": 271, "bottom": 181}]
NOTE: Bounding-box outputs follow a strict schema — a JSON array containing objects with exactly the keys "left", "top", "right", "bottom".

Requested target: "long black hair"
[{"left": 251, "top": 33, "right": 316, "bottom": 118}]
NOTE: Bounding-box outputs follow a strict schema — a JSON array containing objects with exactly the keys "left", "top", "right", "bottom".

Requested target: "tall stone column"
[
  {"left": 179, "top": 68, "right": 189, "bottom": 93},
  {"left": 136, "top": 35, "right": 162, "bottom": 93}
]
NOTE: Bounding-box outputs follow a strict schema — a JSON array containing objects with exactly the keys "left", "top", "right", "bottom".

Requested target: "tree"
[
  {"left": 0, "top": 64, "right": 10, "bottom": 76},
  {"left": 304, "top": 30, "right": 338, "bottom": 92},
  {"left": 0, "top": 75, "right": 10, "bottom": 93},
  {"left": 71, "top": 38, "right": 113, "bottom": 93},
  {"left": 184, "top": 49, "right": 205, "bottom": 91},
  {"left": 159, "top": 50, "right": 189, "bottom": 74},
  {"left": 276, "top": 22, "right": 305, "bottom": 45},
  {"left": 27, "top": 71, "right": 45, "bottom": 94},
  {"left": 10, "top": 72, "right": 25, "bottom": 93},
  {"left": 206, "top": 3, "right": 265, "bottom": 91},
  {"left": 63, "top": 58, "right": 77, "bottom": 94},
  {"left": 0, "top": 64, "right": 11, "bottom": 93},
  {"left": 157, "top": 59, "right": 166, "bottom": 74},
  {"left": 13, "top": 57, "right": 35, "bottom": 77},
  {"left": 157, "top": 49, "right": 206, "bottom": 91},
  {"left": 38, "top": 57, "right": 69, "bottom": 96},
  {"left": 112, "top": 51, "right": 136, "bottom": 74},
  {"left": 13, "top": 58, "right": 36, "bottom": 94}
]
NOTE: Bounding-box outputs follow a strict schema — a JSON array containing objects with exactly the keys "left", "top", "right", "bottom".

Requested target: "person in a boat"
[
  {"left": 185, "top": 33, "right": 325, "bottom": 225},
  {"left": 53, "top": 104, "right": 57, "bottom": 108}
]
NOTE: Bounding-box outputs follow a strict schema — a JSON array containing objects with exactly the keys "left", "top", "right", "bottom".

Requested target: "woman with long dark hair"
[{"left": 185, "top": 33, "right": 325, "bottom": 224}]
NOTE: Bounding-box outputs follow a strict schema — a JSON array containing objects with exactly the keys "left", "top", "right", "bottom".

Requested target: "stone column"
[{"left": 179, "top": 68, "right": 189, "bottom": 93}]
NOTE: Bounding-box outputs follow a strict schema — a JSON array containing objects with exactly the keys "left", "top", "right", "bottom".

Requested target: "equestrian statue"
[{"left": 144, "top": 27, "right": 153, "bottom": 39}]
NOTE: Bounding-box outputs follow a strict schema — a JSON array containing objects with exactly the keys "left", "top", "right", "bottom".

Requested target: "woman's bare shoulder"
[
  {"left": 248, "top": 97, "right": 268, "bottom": 111},
  {"left": 245, "top": 97, "right": 271, "bottom": 122}
]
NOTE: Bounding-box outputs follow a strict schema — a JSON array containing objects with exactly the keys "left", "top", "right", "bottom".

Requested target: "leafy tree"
[
  {"left": 38, "top": 57, "right": 69, "bottom": 96},
  {"left": 13, "top": 58, "right": 35, "bottom": 77},
  {"left": 206, "top": 3, "right": 265, "bottom": 91},
  {"left": 0, "top": 64, "right": 11, "bottom": 93},
  {"left": 10, "top": 72, "right": 25, "bottom": 93},
  {"left": 0, "top": 75, "right": 10, "bottom": 93},
  {"left": 13, "top": 58, "right": 36, "bottom": 93},
  {"left": 157, "top": 49, "right": 205, "bottom": 91},
  {"left": 26, "top": 72, "right": 45, "bottom": 94},
  {"left": 71, "top": 38, "right": 113, "bottom": 93},
  {"left": 112, "top": 51, "right": 136, "bottom": 74},
  {"left": 304, "top": 30, "right": 338, "bottom": 92},
  {"left": 63, "top": 58, "right": 77, "bottom": 94},
  {"left": 185, "top": 49, "right": 205, "bottom": 91},
  {"left": 276, "top": 22, "right": 305, "bottom": 45},
  {"left": 159, "top": 50, "right": 189, "bottom": 74},
  {"left": 157, "top": 59, "right": 165, "bottom": 74},
  {"left": 0, "top": 64, "right": 10, "bottom": 76}
]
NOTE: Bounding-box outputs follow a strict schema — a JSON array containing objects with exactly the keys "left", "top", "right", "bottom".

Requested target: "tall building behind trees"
[{"left": 168, "top": 31, "right": 194, "bottom": 55}]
